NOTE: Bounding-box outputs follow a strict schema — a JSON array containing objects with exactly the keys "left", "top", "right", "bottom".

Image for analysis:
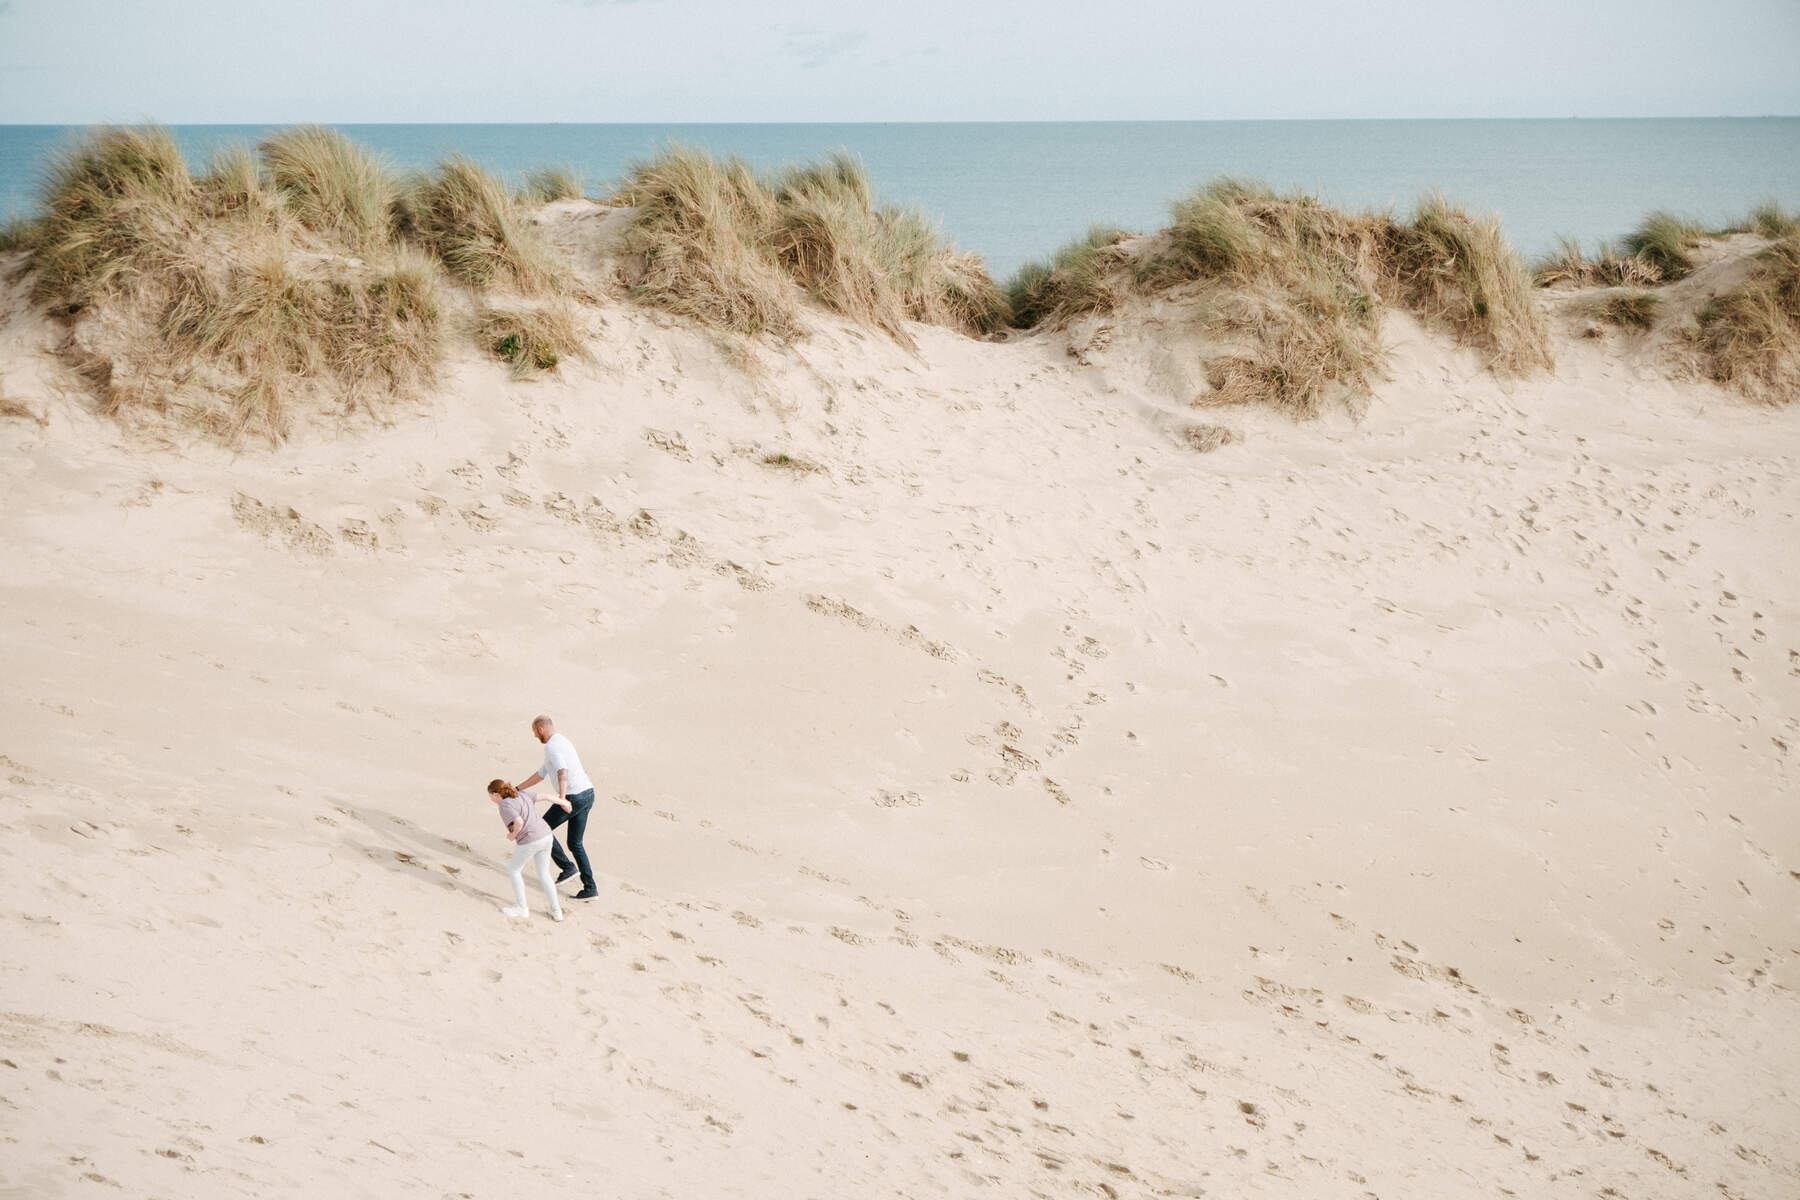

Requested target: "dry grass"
[
  {"left": 475, "top": 303, "right": 585, "bottom": 378},
  {"left": 1136, "top": 180, "right": 1391, "bottom": 416},
  {"left": 15, "top": 125, "right": 444, "bottom": 442},
  {"left": 1695, "top": 232, "right": 1800, "bottom": 404},
  {"left": 616, "top": 147, "right": 798, "bottom": 338},
  {"left": 1596, "top": 291, "right": 1661, "bottom": 330},
  {"left": 1008, "top": 225, "right": 1133, "bottom": 329},
  {"left": 616, "top": 146, "right": 1006, "bottom": 341},
  {"left": 400, "top": 156, "right": 561, "bottom": 294},
  {"left": 1382, "top": 192, "right": 1553, "bottom": 374},
  {"left": 1621, "top": 211, "right": 1704, "bottom": 281},
  {"left": 1749, "top": 202, "right": 1798, "bottom": 240},
  {"left": 1007, "top": 180, "right": 1551, "bottom": 415},
  {"left": 258, "top": 126, "right": 397, "bottom": 247},
  {"left": 1533, "top": 236, "right": 1664, "bottom": 288},
  {"left": 517, "top": 166, "right": 585, "bottom": 205}
]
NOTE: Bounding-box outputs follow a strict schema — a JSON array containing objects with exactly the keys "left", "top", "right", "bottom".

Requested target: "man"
[{"left": 515, "top": 715, "right": 598, "bottom": 900}]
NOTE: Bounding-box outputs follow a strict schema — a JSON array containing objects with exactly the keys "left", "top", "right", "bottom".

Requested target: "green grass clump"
[
  {"left": 400, "top": 156, "right": 561, "bottom": 294},
  {"left": 476, "top": 303, "right": 584, "bottom": 377},
  {"left": 1696, "top": 233, "right": 1800, "bottom": 404},
  {"left": 258, "top": 126, "right": 397, "bottom": 246},
  {"left": 516, "top": 166, "right": 585, "bottom": 205},
  {"left": 1621, "top": 211, "right": 1704, "bottom": 281},
  {"left": 1008, "top": 225, "right": 1132, "bottom": 329},
  {"left": 770, "top": 152, "right": 911, "bottom": 339},
  {"left": 1383, "top": 193, "right": 1553, "bottom": 374}
]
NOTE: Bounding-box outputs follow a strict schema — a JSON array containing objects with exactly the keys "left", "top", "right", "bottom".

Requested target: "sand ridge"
[{"left": 1, "top": 256, "right": 1797, "bottom": 1197}]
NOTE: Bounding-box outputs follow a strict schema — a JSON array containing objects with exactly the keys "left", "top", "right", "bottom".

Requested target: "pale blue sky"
[{"left": 1, "top": 0, "right": 1796, "bottom": 123}]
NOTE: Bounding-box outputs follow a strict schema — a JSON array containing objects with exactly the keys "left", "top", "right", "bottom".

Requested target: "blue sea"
[{"left": 3, "top": 120, "right": 1797, "bottom": 280}]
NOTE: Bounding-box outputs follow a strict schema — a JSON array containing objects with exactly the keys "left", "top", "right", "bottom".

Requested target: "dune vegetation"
[
  {"left": 1695, "top": 231, "right": 1800, "bottom": 404},
  {"left": 1008, "top": 181, "right": 1551, "bottom": 415},
  {"left": 2, "top": 125, "right": 1791, "bottom": 440},
  {"left": 615, "top": 147, "right": 1008, "bottom": 344}
]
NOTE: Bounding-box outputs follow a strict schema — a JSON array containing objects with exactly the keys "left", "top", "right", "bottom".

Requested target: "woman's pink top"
[{"left": 499, "top": 789, "right": 553, "bottom": 846}]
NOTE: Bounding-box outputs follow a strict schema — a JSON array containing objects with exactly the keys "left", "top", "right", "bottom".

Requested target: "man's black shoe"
[
  {"left": 574, "top": 886, "right": 599, "bottom": 900},
  {"left": 555, "top": 866, "right": 578, "bottom": 884}
]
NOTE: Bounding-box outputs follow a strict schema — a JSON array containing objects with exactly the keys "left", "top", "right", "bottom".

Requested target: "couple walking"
[{"left": 484, "top": 715, "right": 598, "bottom": 922}]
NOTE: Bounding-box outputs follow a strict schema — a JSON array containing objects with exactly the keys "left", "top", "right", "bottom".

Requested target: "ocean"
[{"left": 3, "top": 119, "right": 1797, "bottom": 281}]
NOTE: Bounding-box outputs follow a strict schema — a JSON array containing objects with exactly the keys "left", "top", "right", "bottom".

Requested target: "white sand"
[{"left": 1, "top": 239, "right": 1797, "bottom": 1198}]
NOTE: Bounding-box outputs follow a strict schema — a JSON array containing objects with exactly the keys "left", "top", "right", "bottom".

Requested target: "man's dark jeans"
[{"left": 544, "top": 788, "right": 595, "bottom": 890}]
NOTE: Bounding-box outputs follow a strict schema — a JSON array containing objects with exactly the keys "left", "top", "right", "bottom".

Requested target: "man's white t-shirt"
[{"left": 539, "top": 732, "right": 594, "bottom": 796}]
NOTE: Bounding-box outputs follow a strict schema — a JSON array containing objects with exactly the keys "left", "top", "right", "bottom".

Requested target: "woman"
[{"left": 486, "top": 779, "right": 571, "bottom": 922}]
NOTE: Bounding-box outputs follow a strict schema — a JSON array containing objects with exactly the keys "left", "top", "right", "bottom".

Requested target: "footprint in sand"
[{"left": 1139, "top": 856, "right": 1170, "bottom": 871}]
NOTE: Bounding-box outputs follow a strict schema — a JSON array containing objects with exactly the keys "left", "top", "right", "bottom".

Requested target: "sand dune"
[{"left": 1, "top": 212, "right": 1797, "bottom": 1199}]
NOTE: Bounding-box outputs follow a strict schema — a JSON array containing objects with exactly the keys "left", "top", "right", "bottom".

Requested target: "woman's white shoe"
[{"left": 501, "top": 905, "right": 530, "bottom": 920}]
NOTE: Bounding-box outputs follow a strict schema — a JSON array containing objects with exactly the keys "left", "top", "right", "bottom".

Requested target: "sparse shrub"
[
  {"left": 1696, "top": 232, "right": 1800, "bottom": 403},
  {"left": 400, "top": 156, "right": 561, "bottom": 294},
  {"left": 517, "top": 166, "right": 585, "bottom": 205},
  {"left": 1008, "top": 226, "right": 1133, "bottom": 328},
  {"left": 258, "top": 126, "right": 397, "bottom": 246},
  {"left": 1597, "top": 291, "right": 1661, "bottom": 330},
  {"left": 476, "top": 303, "right": 584, "bottom": 377},
  {"left": 1622, "top": 211, "right": 1703, "bottom": 281}
]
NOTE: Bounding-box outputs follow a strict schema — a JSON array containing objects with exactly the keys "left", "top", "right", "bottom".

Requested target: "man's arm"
[
  {"left": 556, "top": 768, "right": 569, "bottom": 800},
  {"left": 516, "top": 770, "right": 545, "bottom": 791}
]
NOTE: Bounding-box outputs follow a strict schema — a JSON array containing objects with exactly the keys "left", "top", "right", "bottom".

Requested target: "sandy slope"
[{"left": 1, "top": 250, "right": 1797, "bottom": 1199}]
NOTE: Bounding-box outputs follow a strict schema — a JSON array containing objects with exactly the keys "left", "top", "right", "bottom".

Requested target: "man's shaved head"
[{"left": 532, "top": 715, "right": 554, "bottom": 733}]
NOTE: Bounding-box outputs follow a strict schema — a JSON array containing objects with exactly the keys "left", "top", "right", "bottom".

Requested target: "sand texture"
[{"left": 1, "top": 218, "right": 1797, "bottom": 1198}]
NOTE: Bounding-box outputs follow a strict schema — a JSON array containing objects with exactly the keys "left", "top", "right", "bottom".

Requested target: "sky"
[{"left": 1, "top": 0, "right": 1797, "bottom": 123}]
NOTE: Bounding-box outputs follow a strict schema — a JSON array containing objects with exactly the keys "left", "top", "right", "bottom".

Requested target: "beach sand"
[{"left": 1, "top": 217, "right": 1797, "bottom": 1197}]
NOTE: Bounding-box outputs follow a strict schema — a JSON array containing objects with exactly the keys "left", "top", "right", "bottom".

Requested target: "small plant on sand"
[
  {"left": 516, "top": 166, "right": 585, "bottom": 205},
  {"left": 476, "top": 303, "right": 584, "bottom": 377},
  {"left": 258, "top": 126, "right": 397, "bottom": 246},
  {"left": 400, "top": 156, "right": 561, "bottom": 294},
  {"left": 1597, "top": 291, "right": 1661, "bottom": 330},
  {"left": 760, "top": 450, "right": 823, "bottom": 474},
  {"left": 1622, "top": 211, "right": 1704, "bottom": 281},
  {"left": 1695, "top": 232, "right": 1800, "bottom": 404},
  {"left": 1007, "top": 225, "right": 1133, "bottom": 328}
]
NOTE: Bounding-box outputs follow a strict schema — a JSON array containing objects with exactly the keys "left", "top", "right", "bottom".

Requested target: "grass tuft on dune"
[
  {"left": 1620, "top": 211, "right": 1704, "bottom": 282},
  {"left": 399, "top": 156, "right": 562, "bottom": 294},
  {"left": 1007, "top": 181, "right": 1552, "bottom": 416},
  {"left": 1696, "top": 232, "right": 1800, "bottom": 404},
  {"left": 258, "top": 126, "right": 397, "bottom": 247},
  {"left": 476, "top": 303, "right": 585, "bottom": 378},
  {"left": 516, "top": 166, "right": 585, "bottom": 205},
  {"left": 616, "top": 146, "right": 1008, "bottom": 342}
]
